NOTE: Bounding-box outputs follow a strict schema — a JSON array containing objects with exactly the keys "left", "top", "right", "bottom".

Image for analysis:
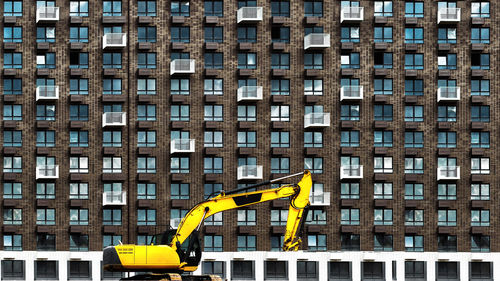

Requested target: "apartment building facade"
[{"left": 0, "top": 0, "right": 498, "bottom": 280}]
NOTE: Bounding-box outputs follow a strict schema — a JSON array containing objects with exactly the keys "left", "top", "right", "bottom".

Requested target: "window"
[
  {"left": 204, "top": 79, "right": 223, "bottom": 95},
  {"left": 69, "top": 183, "right": 88, "bottom": 199},
  {"left": 205, "top": 52, "right": 223, "bottom": 69},
  {"left": 138, "top": 104, "right": 156, "bottom": 121},
  {"left": 69, "top": 209, "right": 88, "bottom": 225},
  {"left": 138, "top": 0, "right": 156, "bottom": 16},
  {"left": 232, "top": 261, "right": 254, "bottom": 279},
  {"left": 374, "top": 52, "right": 392, "bottom": 69},
  {"left": 304, "top": 131, "right": 323, "bottom": 148},
  {"left": 405, "top": 53, "right": 423, "bottom": 69},
  {"left": 70, "top": 0, "right": 88, "bottom": 16},
  {"left": 374, "top": 27, "right": 392, "bottom": 42},
  {"left": 471, "top": 209, "right": 489, "bottom": 227},
  {"left": 362, "top": 262, "right": 384, "bottom": 280},
  {"left": 304, "top": 79, "right": 322, "bottom": 96},
  {"left": 171, "top": 0, "right": 189, "bottom": 16},
  {"left": 103, "top": 235, "right": 122, "bottom": 249},
  {"left": 438, "top": 106, "right": 457, "bottom": 122},
  {"left": 68, "top": 52, "right": 89, "bottom": 69},
  {"left": 103, "top": 79, "right": 121, "bottom": 95},
  {"left": 36, "top": 53, "right": 55, "bottom": 69},
  {"left": 138, "top": 52, "right": 156, "bottom": 68},
  {"left": 204, "top": 235, "right": 223, "bottom": 252},
  {"left": 336, "top": 234, "right": 360, "bottom": 253},
  {"left": 340, "top": 183, "right": 359, "bottom": 199},
  {"left": 471, "top": 27, "right": 489, "bottom": 44},
  {"left": 103, "top": 208, "right": 121, "bottom": 225},
  {"left": 374, "top": 105, "right": 392, "bottom": 121},
  {"left": 341, "top": 208, "right": 359, "bottom": 225},
  {"left": 374, "top": 209, "right": 392, "bottom": 225},
  {"left": 271, "top": 26, "right": 290, "bottom": 43},
  {"left": 36, "top": 183, "right": 55, "bottom": 199},
  {"left": 237, "top": 27, "right": 256, "bottom": 43},
  {"left": 103, "top": 0, "right": 121, "bottom": 16},
  {"left": 136, "top": 235, "right": 153, "bottom": 245},
  {"left": 4, "top": 26, "right": 22, "bottom": 42},
  {"left": 2, "top": 260, "right": 24, "bottom": 279},
  {"left": 171, "top": 26, "right": 190, "bottom": 42},
  {"left": 471, "top": 183, "right": 489, "bottom": 200},
  {"left": 204, "top": 26, "right": 223, "bottom": 43},
  {"left": 471, "top": 79, "right": 489, "bottom": 96},
  {"left": 405, "top": 27, "right": 423, "bottom": 43},
  {"left": 437, "top": 183, "right": 456, "bottom": 200},
  {"left": 405, "top": 1, "right": 424, "bottom": 17},
  {"left": 3, "top": 182, "right": 22, "bottom": 199},
  {"left": 304, "top": 0, "right": 322, "bottom": 17},
  {"left": 438, "top": 54, "right": 457, "bottom": 69},
  {"left": 329, "top": 261, "right": 351, "bottom": 281},
  {"left": 306, "top": 209, "right": 326, "bottom": 225},
  {"left": 471, "top": 132, "right": 490, "bottom": 148},
  {"left": 4, "top": 156, "right": 22, "bottom": 173},
  {"left": 204, "top": 183, "right": 222, "bottom": 200},
  {"left": 404, "top": 131, "right": 424, "bottom": 148},
  {"left": 471, "top": 235, "right": 490, "bottom": 253},
  {"left": 205, "top": 0, "right": 222, "bottom": 16},
  {"left": 270, "top": 131, "right": 289, "bottom": 148},
  {"left": 137, "top": 157, "right": 156, "bottom": 173},
  {"left": 70, "top": 104, "right": 88, "bottom": 121},
  {"left": 374, "top": 234, "right": 392, "bottom": 252},
  {"left": 137, "top": 209, "right": 156, "bottom": 225},
  {"left": 404, "top": 106, "right": 423, "bottom": 122},
  {"left": 297, "top": 261, "right": 317, "bottom": 280},
  {"left": 4, "top": 0, "right": 22, "bottom": 16},
  {"left": 340, "top": 105, "right": 360, "bottom": 121},
  {"left": 3, "top": 208, "right": 22, "bottom": 225},
  {"left": 271, "top": 53, "right": 290, "bottom": 70},
  {"left": 471, "top": 2, "right": 490, "bottom": 17},
  {"left": 304, "top": 157, "right": 322, "bottom": 173},
  {"left": 69, "top": 156, "right": 88, "bottom": 173},
  {"left": 103, "top": 157, "right": 121, "bottom": 173},
  {"left": 341, "top": 26, "right": 360, "bottom": 42},
  {"left": 307, "top": 234, "right": 326, "bottom": 251},
  {"left": 35, "top": 260, "right": 58, "bottom": 279},
  {"left": 405, "top": 235, "right": 424, "bottom": 252},
  {"left": 35, "top": 235, "right": 53, "bottom": 252},
  {"left": 270, "top": 157, "right": 289, "bottom": 174},
  {"left": 70, "top": 78, "right": 88, "bottom": 95},
  {"left": 237, "top": 235, "right": 256, "bottom": 251},
  {"left": 237, "top": 53, "right": 257, "bottom": 69},
  {"left": 36, "top": 208, "right": 55, "bottom": 225},
  {"left": 437, "top": 262, "right": 459, "bottom": 281},
  {"left": 138, "top": 78, "right": 156, "bottom": 95},
  {"left": 69, "top": 26, "right": 88, "bottom": 43},
  {"left": 471, "top": 105, "right": 489, "bottom": 122},
  {"left": 103, "top": 52, "right": 122, "bottom": 68},
  {"left": 405, "top": 261, "right": 425, "bottom": 280},
  {"left": 405, "top": 209, "right": 424, "bottom": 226},
  {"left": 69, "top": 234, "right": 88, "bottom": 252},
  {"left": 437, "top": 131, "right": 456, "bottom": 148},
  {"left": 373, "top": 183, "right": 392, "bottom": 199},
  {"left": 68, "top": 261, "right": 90, "bottom": 279},
  {"left": 135, "top": 183, "right": 155, "bottom": 200},
  {"left": 265, "top": 261, "right": 287, "bottom": 280},
  {"left": 171, "top": 157, "right": 189, "bottom": 173},
  {"left": 339, "top": 130, "right": 359, "bottom": 147},
  {"left": 374, "top": 79, "right": 392, "bottom": 95},
  {"left": 103, "top": 131, "right": 122, "bottom": 147},
  {"left": 271, "top": 209, "right": 288, "bottom": 226},
  {"left": 170, "top": 79, "right": 189, "bottom": 95},
  {"left": 438, "top": 209, "right": 457, "bottom": 226},
  {"left": 204, "top": 105, "right": 223, "bottom": 121},
  {"left": 4, "top": 78, "right": 22, "bottom": 95},
  {"left": 271, "top": 0, "right": 289, "bottom": 16},
  {"left": 405, "top": 79, "right": 423, "bottom": 96},
  {"left": 69, "top": 131, "right": 88, "bottom": 147},
  {"left": 4, "top": 130, "right": 22, "bottom": 147},
  {"left": 235, "top": 131, "right": 256, "bottom": 148},
  {"left": 304, "top": 53, "right": 323, "bottom": 69},
  {"left": 271, "top": 105, "right": 289, "bottom": 121},
  {"left": 438, "top": 27, "right": 457, "bottom": 43},
  {"left": 204, "top": 131, "right": 223, "bottom": 148},
  {"left": 203, "top": 157, "right": 223, "bottom": 174},
  {"left": 471, "top": 53, "right": 489, "bottom": 70},
  {"left": 36, "top": 27, "right": 55, "bottom": 43},
  {"left": 374, "top": 1, "right": 392, "bottom": 16},
  {"left": 340, "top": 53, "right": 360, "bottom": 69},
  {"left": 374, "top": 131, "right": 392, "bottom": 147},
  {"left": 405, "top": 157, "right": 423, "bottom": 174},
  {"left": 237, "top": 209, "right": 256, "bottom": 226},
  {"left": 471, "top": 157, "right": 490, "bottom": 174},
  {"left": 4, "top": 53, "right": 22, "bottom": 68},
  {"left": 135, "top": 130, "right": 156, "bottom": 147}
]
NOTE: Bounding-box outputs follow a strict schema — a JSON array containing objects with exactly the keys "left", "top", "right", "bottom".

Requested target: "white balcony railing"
[
  {"left": 437, "top": 87, "right": 460, "bottom": 101},
  {"left": 237, "top": 7, "right": 263, "bottom": 23},
  {"left": 170, "top": 218, "right": 183, "bottom": 229},
  {"left": 304, "top": 33, "right": 331, "bottom": 49},
  {"left": 36, "top": 165, "right": 59, "bottom": 179},
  {"left": 437, "top": 166, "right": 460, "bottom": 180},
  {"left": 237, "top": 165, "right": 263, "bottom": 180},
  {"left": 170, "top": 139, "right": 195, "bottom": 153},
  {"left": 437, "top": 8, "right": 461, "bottom": 23},
  {"left": 36, "top": 86, "right": 59, "bottom": 101},
  {"left": 237, "top": 86, "right": 263, "bottom": 102},
  {"left": 102, "top": 112, "right": 126, "bottom": 127},
  {"left": 340, "top": 85, "right": 363, "bottom": 100},
  {"left": 340, "top": 7, "right": 364, "bottom": 22},
  {"left": 170, "top": 59, "right": 195, "bottom": 75},
  {"left": 304, "top": 113, "right": 331, "bottom": 128},
  {"left": 103, "top": 33, "right": 127, "bottom": 48},
  {"left": 36, "top": 7, "right": 59, "bottom": 22},
  {"left": 102, "top": 191, "right": 127, "bottom": 206},
  {"left": 309, "top": 192, "right": 331, "bottom": 206},
  {"left": 340, "top": 165, "right": 363, "bottom": 179}
]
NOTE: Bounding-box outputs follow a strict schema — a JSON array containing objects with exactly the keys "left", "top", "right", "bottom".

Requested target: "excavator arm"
[{"left": 171, "top": 170, "right": 312, "bottom": 254}]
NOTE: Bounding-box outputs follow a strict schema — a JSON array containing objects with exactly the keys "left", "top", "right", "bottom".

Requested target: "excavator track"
[{"left": 121, "top": 274, "right": 222, "bottom": 281}]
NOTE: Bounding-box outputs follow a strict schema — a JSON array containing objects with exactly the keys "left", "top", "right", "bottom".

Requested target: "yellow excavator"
[{"left": 103, "top": 170, "right": 312, "bottom": 281}]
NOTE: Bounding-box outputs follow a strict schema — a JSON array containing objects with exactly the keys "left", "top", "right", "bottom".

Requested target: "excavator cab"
[{"left": 149, "top": 229, "right": 202, "bottom": 269}]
